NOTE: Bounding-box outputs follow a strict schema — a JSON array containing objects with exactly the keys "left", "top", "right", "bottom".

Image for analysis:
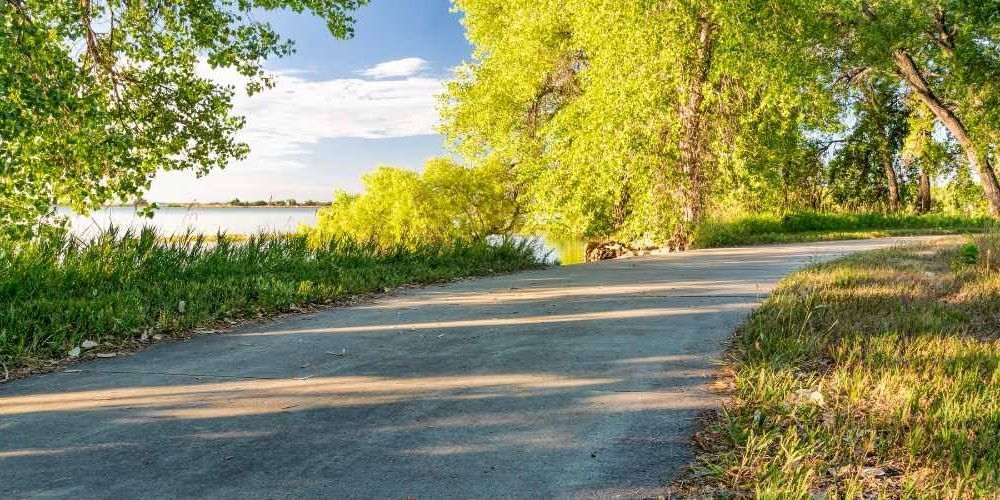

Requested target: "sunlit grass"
[
  {"left": 0, "top": 227, "right": 542, "bottom": 372},
  {"left": 692, "top": 237, "right": 1000, "bottom": 497},
  {"left": 693, "top": 212, "right": 994, "bottom": 248}
]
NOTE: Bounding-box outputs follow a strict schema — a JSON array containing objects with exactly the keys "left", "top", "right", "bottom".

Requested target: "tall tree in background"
[
  {"left": 809, "top": 1, "right": 1000, "bottom": 214},
  {"left": 0, "top": 0, "right": 366, "bottom": 237},
  {"left": 902, "top": 98, "right": 941, "bottom": 213},
  {"left": 860, "top": 80, "right": 907, "bottom": 212},
  {"left": 827, "top": 78, "right": 909, "bottom": 211},
  {"left": 668, "top": 8, "right": 714, "bottom": 248}
]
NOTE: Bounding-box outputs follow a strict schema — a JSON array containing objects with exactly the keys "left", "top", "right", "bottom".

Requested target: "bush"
[
  {"left": 304, "top": 158, "right": 522, "bottom": 248},
  {"left": 958, "top": 243, "right": 980, "bottom": 266}
]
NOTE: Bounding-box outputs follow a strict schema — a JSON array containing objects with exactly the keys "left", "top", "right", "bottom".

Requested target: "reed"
[{"left": 0, "top": 227, "right": 542, "bottom": 370}]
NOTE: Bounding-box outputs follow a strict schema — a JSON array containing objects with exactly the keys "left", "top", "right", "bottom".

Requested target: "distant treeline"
[{"left": 128, "top": 199, "right": 332, "bottom": 208}]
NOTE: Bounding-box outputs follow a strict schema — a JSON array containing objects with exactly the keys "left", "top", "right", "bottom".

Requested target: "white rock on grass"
[
  {"left": 81, "top": 340, "right": 99, "bottom": 349},
  {"left": 859, "top": 466, "right": 887, "bottom": 479},
  {"left": 785, "top": 388, "right": 826, "bottom": 407},
  {"left": 67, "top": 346, "right": 82, "bottom": 358}
]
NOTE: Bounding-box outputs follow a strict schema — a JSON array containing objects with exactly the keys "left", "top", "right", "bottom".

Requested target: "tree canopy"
[
  {"left": 1, "top": 0, "right": 365, "bottom": 238},
  {"left": 7, "top": 0, "right": 1000, "bottom": 248},
  {"left": 431, "top": 0, "right": 1000, "bottom": 247}
]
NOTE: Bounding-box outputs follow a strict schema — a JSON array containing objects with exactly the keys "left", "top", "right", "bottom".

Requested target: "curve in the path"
[{"left": 0, "top": 237, "right": 939, "bottom": 499}]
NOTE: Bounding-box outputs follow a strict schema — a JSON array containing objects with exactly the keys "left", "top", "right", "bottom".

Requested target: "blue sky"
[{"left": 146, "top": 0, "right": 472, "bottom": 203}]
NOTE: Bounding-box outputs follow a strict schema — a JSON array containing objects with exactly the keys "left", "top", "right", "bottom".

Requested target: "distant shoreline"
[{"left": 105, "top": 204, "right": 331, "bottom": 209}]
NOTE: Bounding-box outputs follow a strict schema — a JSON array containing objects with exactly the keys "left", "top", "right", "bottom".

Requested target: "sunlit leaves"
[
  {"left": 442, "top": 0, "right": 834, "bottom": 244},
  {"left": 0, "top": 0, "right": 366, "bottom": 238},
  {"left": 306, "top": 158, "right": 523, "bottom": 247}
]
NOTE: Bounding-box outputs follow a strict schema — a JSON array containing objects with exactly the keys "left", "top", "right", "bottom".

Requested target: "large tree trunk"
[
  {"left": 883, "top": 152, "right": 901, "bottom": 211},
  {"left": 892, "top": 50, "right": 1000, "bottom": 215},
  {"left": 915, "top": 166, "right": 932, "bottom": 213},
  {"left": 669, "top": 17, "right": 714, "bottom": 250}
]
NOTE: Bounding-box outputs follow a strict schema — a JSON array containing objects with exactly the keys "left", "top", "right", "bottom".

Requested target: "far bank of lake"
[{"left": 62, "top": 206, "right": 320, "bottom": 237}]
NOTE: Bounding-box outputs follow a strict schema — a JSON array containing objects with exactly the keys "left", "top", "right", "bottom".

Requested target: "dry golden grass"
[{"left": 684, "top": 237, "right": 1000, "bottom": 498}]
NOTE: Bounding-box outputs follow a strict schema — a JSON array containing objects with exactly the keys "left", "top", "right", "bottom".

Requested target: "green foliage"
[
  {"left": 825, "top": 79, "right": 910, "bottom": 210},
  {"left": 442, "top": 0, "right": 835, "bottom": 245},
  {"left": 937, "top": 162, "right": 989, "bottom": 215},
  {"left": 304, "top": 158, "right": 523, "bottom": 247},
  {"left": 794, "top": 0, "right": 1000, "bottom": 211},
  {"left": 0, "top": 0, "right": 365, "bottom": 238},
  {"left": 435, "top": 0, "right": 1000, "bottom": 247},
  {"left": 692, "top": 212, "right": 993, "bottom": 248},
  {"left": 957, "top": 243, "right": 980, "bottom": 266},
  {"left": 0, "top": 227, "right": 542, "bottom": 367}
]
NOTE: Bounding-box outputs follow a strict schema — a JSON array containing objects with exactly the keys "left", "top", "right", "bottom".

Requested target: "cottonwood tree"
[
  {"left": 442, "top": 0, "right": 830, "bottom": 248},
  {"left": 901, "top": 98, "right": 951, "bottom": 213},
  {"left": 805, "top": 0, "right": 1000, "bottom": 214},
  {"left": 0, "top": 0, "right": 366, "bottom": 238},
  {"left": 826, "top": 78, "right": 910, "bottom": 211}
]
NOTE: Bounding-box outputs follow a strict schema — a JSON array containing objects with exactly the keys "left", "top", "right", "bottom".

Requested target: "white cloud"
[
  {"left": 233, "top": 72, "right": 442, "bottom": 165},
  {"left": 198, "top": 62, "right": 442, "bottom": 166},
  {"left": 357, "top": 57, "right": 429, "bottom": 79},
  {"left": 146, "top": 62, "right": 444, "bottom": 201}
]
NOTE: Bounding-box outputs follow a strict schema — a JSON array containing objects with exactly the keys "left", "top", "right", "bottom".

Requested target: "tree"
[
  {"left": 826, "top": 78, "right": 910, "bottom": 212},
  {"left": 802, "top": 1, "right": 1000, "bottom": 214},
  {"left": 901, "top": 97, "right": 950, "bottom": 214},
  {"left": 0, "top": 0, "right": 366, "bottom": 238},
  {"left": 306, "top": 158, "right": 524, "bottom": 247},
  {"left": 442, "top": 0, "right": 832, "bottom": 248}
]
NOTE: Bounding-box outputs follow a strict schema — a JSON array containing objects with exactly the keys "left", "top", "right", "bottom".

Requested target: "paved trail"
[{"left": 0, "top": 238, "right": 936, "bottom": 499}]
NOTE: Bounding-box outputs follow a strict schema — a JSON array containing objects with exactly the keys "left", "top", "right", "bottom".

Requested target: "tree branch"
[
  {"left": 860, "top": 1, "right": 877, "bottom": 21},
  {"left": 931, "top": 7, "right": 956, "bottom": 55}
]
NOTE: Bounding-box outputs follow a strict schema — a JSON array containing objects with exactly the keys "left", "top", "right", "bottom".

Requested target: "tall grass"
[
  {"left": 693, "top": 212, "right": 994, "bottom": 248},
  {"left": 690, "top": 239, "right": 1000, "bottom": 496},
  {"left": 0, "top": 227, "right": 542, "bottom": 369}
]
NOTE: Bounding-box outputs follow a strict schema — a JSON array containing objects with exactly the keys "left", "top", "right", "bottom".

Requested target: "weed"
[
  {"left": 0, "top": 227, "right": 543, "bottom": 370},
  {"left": 692, "top": 240, "right": 1000, "bottom": 496},
  {"left": 955, "top": 243, "right": 980, "bottom": 268}
]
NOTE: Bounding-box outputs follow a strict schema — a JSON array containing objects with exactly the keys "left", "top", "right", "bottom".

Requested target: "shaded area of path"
[{"left": 0, "top": 238, "right": 937, "bottom": 498}]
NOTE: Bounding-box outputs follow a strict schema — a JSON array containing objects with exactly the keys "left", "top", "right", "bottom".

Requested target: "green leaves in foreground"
[
  {"left": 0, "top": 0, "right": 366, "bottom": 238},
  {"left": 0, "top": 228, "right": 541, "bottom": 369},
  {"left": 698, "top": 242, "right": 1000, "bottom": 496}
]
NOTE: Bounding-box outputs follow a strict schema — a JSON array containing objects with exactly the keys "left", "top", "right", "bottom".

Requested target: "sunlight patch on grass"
[
  {"left": 692, "top": 212, "right": 994, "bottom": 249},
  {"left": 0, "top": 228, "right": 543, "bottom": 373},
  {"left": 685, "top": 239, "right": 1000, "bottom": 497}
]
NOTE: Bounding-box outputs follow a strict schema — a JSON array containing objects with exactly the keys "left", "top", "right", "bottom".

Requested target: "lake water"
[
  {"left": 61, "top": 206, "right": 586, "bottom": 264},
  {"left": 62, "top": 206, "right": 320, "bottom": 238}
]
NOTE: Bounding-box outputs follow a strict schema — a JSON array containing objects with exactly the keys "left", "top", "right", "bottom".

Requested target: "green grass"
[
  {"left": 686, "top": 237, "right": 1000, "bottom": 497},
  {"left": 692, "top": 212, "right": 994, "bottom": 249},
  {"left": 0, "top": 228, "right": 543, "bottom": 372}
]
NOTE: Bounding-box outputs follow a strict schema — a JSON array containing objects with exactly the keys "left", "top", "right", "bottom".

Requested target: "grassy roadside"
[
  {"left": 692, "top": 212, "right": 993, "bottom": 249},
  {"left": 0, "top": 228, "right": 542, "bottom": 377},
  {"left": 680, "top": 236, "right": 1000, "bottom": 497},
  {"left": 696, "top": 227, "right": 980, "bottom": 248}
]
